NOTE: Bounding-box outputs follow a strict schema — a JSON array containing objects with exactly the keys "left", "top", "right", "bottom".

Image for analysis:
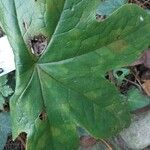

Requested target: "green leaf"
[
  {"left": 97, "top": 0, "right": 127, "bottom": 16},
  {"left": 0, "top": 76, "right": 7, "bottom": 110},
  {"left": 113, "top": 68, "right": 130, "bottom": 85},
  {"left": 0, "top": 0, "right": 150, "bottom": 150},
  {"left": 0, "top": 75, "right": 14, "bottom": 97},
  {"left": 0, "top": 94, "right": 5, "bottom": 110},
  {"left": 127, "top": 88, "right": 150, "bottom": 111},
  {"left": 0, "top": 75, "right": 14, "bottom": 110},
  {"left": 0, "top": 85, "right": 14, "bottom": 97},
  {"left": 0, "top": 75, "right": 7, "bottom": 87},
  {"left": 0, "top": 112, "right": 11, "bottom": 150}
]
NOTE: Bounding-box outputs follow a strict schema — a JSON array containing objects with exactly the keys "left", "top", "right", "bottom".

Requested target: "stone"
[{"left": 120, "top": 110, "right": 150, "bottom": 150}]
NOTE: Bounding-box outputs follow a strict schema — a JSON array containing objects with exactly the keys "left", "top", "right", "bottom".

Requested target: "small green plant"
[
  {"left": 0, "top": 74, "right": 14, "bottom": 111},
  {"left": 0, "top": 75, "right": 13, "bottom": 149},
  {"left": 0, "top": 0, "right": 150, "bottom": 149}
]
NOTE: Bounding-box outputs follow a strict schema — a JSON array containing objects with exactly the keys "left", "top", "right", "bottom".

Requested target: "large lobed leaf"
[{"left": 0, "top": 0, "right": 150, "bottom": 149}]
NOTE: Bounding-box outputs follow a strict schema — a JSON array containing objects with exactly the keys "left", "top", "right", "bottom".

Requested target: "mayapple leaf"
[
  {"left": 0, "top": 0, "right": 150, "bottom": 150},
  {"left": 127, "top": 88, "right": 150, "bottom": 111},
  {"left": 97, "top": 0, "right": 127, "bottom": 17}
]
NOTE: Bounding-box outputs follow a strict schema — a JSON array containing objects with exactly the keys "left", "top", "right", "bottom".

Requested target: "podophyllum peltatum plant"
[{"left": 0, "top": 0, "right": 150, "bottom": 149}]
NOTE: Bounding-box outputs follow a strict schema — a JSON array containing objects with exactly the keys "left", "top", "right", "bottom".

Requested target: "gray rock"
[
  {"left": 120, "top": 110, "right": 150, "bottom": 150},
  {"left": 79, "top": 142, "right": 108, "bottom": 150}
]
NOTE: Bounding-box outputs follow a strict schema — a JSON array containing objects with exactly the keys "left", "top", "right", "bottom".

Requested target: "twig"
[
  {"left": 131, "top": 68, "right": 144, "bottom": 91},
  {"left": 123, "top": 78, "right": 142, "bottom": 91},
  {"left": 18, "top": 136, "right": 26, "bottom": 149},
  {"left": 108, "top": 71, "right": 115, "bottom": 83},
  {"left": 98, "top": 139, "right": 113, "bottom": 150}
]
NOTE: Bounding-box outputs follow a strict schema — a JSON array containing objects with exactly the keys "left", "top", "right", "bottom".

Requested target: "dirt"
[
  {"left": 96, "top": 14, "right": 107, "bottom": 21},
  {"left": 29, "top": 35, "right": 47, "bottom": 56},
  {"left": 0, "top": 27, "right": 4, "bottom": 38},
  {"left": 128, "top": 0, "right": 150, "bottom": 9},
  {"left": 3, "top": 133, "right": 26, "bottom": 150},
  {"left": 39, "top": 110, "right": 47, "bottom": 121}
]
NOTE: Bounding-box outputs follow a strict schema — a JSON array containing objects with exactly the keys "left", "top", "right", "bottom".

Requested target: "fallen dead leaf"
[
  {"left": 131, "top": 49, "right": 150, "bottom": 69},
  {"left": 142, "top": 50, "right": 150, "bottom": 69},
  {"left": 142, "top": 80, "right": 150, "bottom": 96},
  {"left": 80, "top": 136, "right": 97, "bottom": 148}
]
